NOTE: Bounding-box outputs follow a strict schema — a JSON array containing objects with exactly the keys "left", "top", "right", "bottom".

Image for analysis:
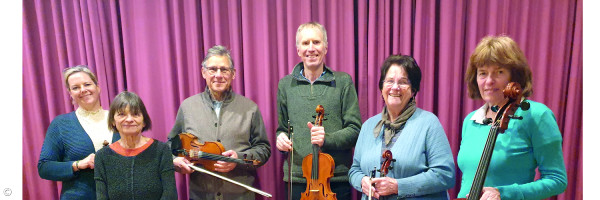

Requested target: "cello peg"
[
  {"left": 508, "top": 115, "right": 523, "bottom": 120},
  {"left": 491, "top": 105, "right": 499, "bottom": 112},
  {"left": 519, "top": 101, "right": 530, "bottom": 111},
  {"left": 483, "top": 118, "right": 493, "bottom": 125}
]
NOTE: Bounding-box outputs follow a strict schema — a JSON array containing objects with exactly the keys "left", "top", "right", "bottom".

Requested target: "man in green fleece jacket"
[{"left": 275, "top": 21, "right": 362, "bottom": 200}]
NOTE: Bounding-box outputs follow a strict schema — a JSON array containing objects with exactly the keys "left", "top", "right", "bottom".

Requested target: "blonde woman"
[{"left": 38, "top": 65, "right": 120, "bottom": 199}]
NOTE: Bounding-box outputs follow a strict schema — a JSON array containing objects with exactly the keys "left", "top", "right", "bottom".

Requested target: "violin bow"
[
  {"left": 287, "top": 120, "right": 294, "bottom": 200},
  {"left": 187, "top": 164, "right": 272, "bottom": 198},
  {"left": 369, "top": 167, "right": 376, "bottom": 200}
]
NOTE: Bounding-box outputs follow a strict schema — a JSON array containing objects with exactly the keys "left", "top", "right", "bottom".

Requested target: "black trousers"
[{"left": 285, "top": 181, "right": 351, "bottom": 200}]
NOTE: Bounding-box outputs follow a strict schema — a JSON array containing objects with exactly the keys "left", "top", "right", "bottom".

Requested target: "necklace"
[{"left": 76, "top": 107, "right": 105, "bottom": 122}]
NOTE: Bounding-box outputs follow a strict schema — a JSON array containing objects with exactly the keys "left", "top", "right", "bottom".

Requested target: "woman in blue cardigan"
[
  {"left": 457, "top": 35, "right": 567, "bottom": 199},
  {"left": 349, "top": 55, "right": 455, "bottom": 199},
  {"left": 38, "top": 65, "right": 120, "bottom": 199}
]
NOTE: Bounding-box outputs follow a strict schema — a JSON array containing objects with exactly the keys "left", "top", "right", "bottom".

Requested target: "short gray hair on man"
[
  {"left": 201, "top": 45, "right": 234, "bottom": 69},
  {"left": 62, "top": 65, "right": 99, "bottom": 91},
  {"left": 295, "top": 22, "right": 328, "bottom": 48}
]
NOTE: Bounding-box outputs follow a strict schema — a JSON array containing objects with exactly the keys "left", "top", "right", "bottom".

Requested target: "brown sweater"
[{"left": 167, "top": 89, "right": 271, "bottom": 200}]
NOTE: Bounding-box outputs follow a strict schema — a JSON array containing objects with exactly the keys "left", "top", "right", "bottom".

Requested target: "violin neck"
[
  {"left": 467, "top": 125, "right": 500, "bottom": 200},
  {"left": 194, "top": 151, "right": 247, "bottom": 165},
  {"left": 311, "top": 144, "right": 320, "bottom": 180}
]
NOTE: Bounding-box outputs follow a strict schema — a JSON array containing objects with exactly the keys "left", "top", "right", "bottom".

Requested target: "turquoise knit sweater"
[{"left": 457, "top": 100, "right": 567, "bottom": 199}]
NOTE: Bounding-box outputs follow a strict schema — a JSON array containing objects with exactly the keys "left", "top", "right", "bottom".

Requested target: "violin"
[
  {"left": 456, "top": 82, "right": 530, "bottom": 200},
  {"left": 370, "top": 150, "right": 395, "bottom": 200},
  {"left": 176, "top": 133, "right": 260, "bottom": 171},
  {"left": 172, "top": 133, "right": 271, "bottom": 197},
  {"left": 301, "top": 105, "right": 337, "bottom": 200}
]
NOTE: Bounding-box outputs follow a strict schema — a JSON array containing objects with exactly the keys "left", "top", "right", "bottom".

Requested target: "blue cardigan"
[
  {"left": 349, "top": 108, "right": 456, "bottom": 199},
  {"left": 38, "top": 111, "right": 120, "bottom": 200}
]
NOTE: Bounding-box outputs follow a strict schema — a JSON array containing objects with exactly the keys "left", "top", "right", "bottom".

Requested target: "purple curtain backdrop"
[{"left": 23, "top": 0, "right": 582, "bottom": 199}]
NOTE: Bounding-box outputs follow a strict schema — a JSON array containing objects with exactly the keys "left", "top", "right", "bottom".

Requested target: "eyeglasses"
[
  {"left": 382, "top": 79, "right": 411, "bottom": 89},
  {"left": 204, "top": 67, "right": 233, "bottom": 75}
]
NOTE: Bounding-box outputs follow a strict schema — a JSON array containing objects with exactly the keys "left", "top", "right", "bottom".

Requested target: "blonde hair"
[
  {"left": 295, "top": 22, "right": 328, "bottom": 47},
  {"left": 465, "top": 35, "right": 533, "bottom": 99},
  {"left": 62, "top": 65, "right": 98, "bottom": 91}
]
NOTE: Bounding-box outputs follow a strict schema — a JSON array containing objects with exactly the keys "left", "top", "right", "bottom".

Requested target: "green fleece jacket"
[{"left": 277, "top": 62, "right": 362, "bottom": 183}]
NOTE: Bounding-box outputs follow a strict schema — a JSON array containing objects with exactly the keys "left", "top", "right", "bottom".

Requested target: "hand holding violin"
[
  {"left": 371, "top": 177, "right": 398, "bottom": 197},
  {"left": 213, "top": 150, "right": 238, "bottom": 172},
  {"left": 361, "top": 176, "right": 378, "bottom": 199},
  {"left": 307, "top": 122, "right": 325, "bottom": 147}
]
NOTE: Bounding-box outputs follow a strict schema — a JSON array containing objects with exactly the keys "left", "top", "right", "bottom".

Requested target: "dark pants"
[{"left": 285, "top": 181, "right": 351, "bottom": 200}]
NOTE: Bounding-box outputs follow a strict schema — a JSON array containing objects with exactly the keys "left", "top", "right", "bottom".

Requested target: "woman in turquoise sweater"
[
  {"left": 349, "top": 55, "right": 455, "bottom": 199},
  {"left": 457, "top": 35, "right": 567, "bottom": 199}
]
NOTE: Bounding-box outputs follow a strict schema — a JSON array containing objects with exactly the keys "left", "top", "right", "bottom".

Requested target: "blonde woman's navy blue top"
[{"left": 38, "top": 112, "right": 120, "bottom": 200}]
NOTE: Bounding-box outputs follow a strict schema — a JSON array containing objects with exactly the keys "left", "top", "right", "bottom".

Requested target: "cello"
[
  {"left": 456, "top": 82, "right": 530, "bottom": 200},
  {"left": 301, "top": 105, "right": 337, "bottom": 200}
]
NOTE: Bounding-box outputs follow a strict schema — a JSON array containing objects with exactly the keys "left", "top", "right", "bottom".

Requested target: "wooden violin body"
[
  {"left": 301, "top": 105, "right": 337, "bottom": 200},
  {"left": 177, "top": 133, "right": 259, "bottom": 171},
  {"left": 301, "top": 152, "right": 336, "bottom": 200}
]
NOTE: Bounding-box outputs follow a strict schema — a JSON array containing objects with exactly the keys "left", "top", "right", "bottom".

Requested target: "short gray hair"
[
  {"left": 62, "top": 65, "right": 98, "bottom": 91},
  {"left": 295, "top": 22, "right": 328, "bottom": 47},
  {"left": 201, "top": 45, "right": 234, "bottom": 69}
]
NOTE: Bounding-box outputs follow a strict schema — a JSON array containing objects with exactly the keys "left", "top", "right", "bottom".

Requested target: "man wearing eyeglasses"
[
  {"left": 167, "top": 45, "right": 271, "bottom": 200},
  {"left": 275, "top": 22, "right": 362, "bottom": 200}
]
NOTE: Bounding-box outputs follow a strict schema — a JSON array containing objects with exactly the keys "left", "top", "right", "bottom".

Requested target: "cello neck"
[{"left": 467, "top": 123, "right": 500, "bottom": 200}]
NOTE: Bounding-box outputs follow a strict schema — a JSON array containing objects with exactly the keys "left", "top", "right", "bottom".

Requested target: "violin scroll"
[
  {"left": 379, "top": 150, "right": 395, "bottom": 177},
  {"left": 315, "top": 105, "right": 324, "bottom": 126},
  {"left": 243, "top": 154, "right": 261, "bottom": 166}
]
